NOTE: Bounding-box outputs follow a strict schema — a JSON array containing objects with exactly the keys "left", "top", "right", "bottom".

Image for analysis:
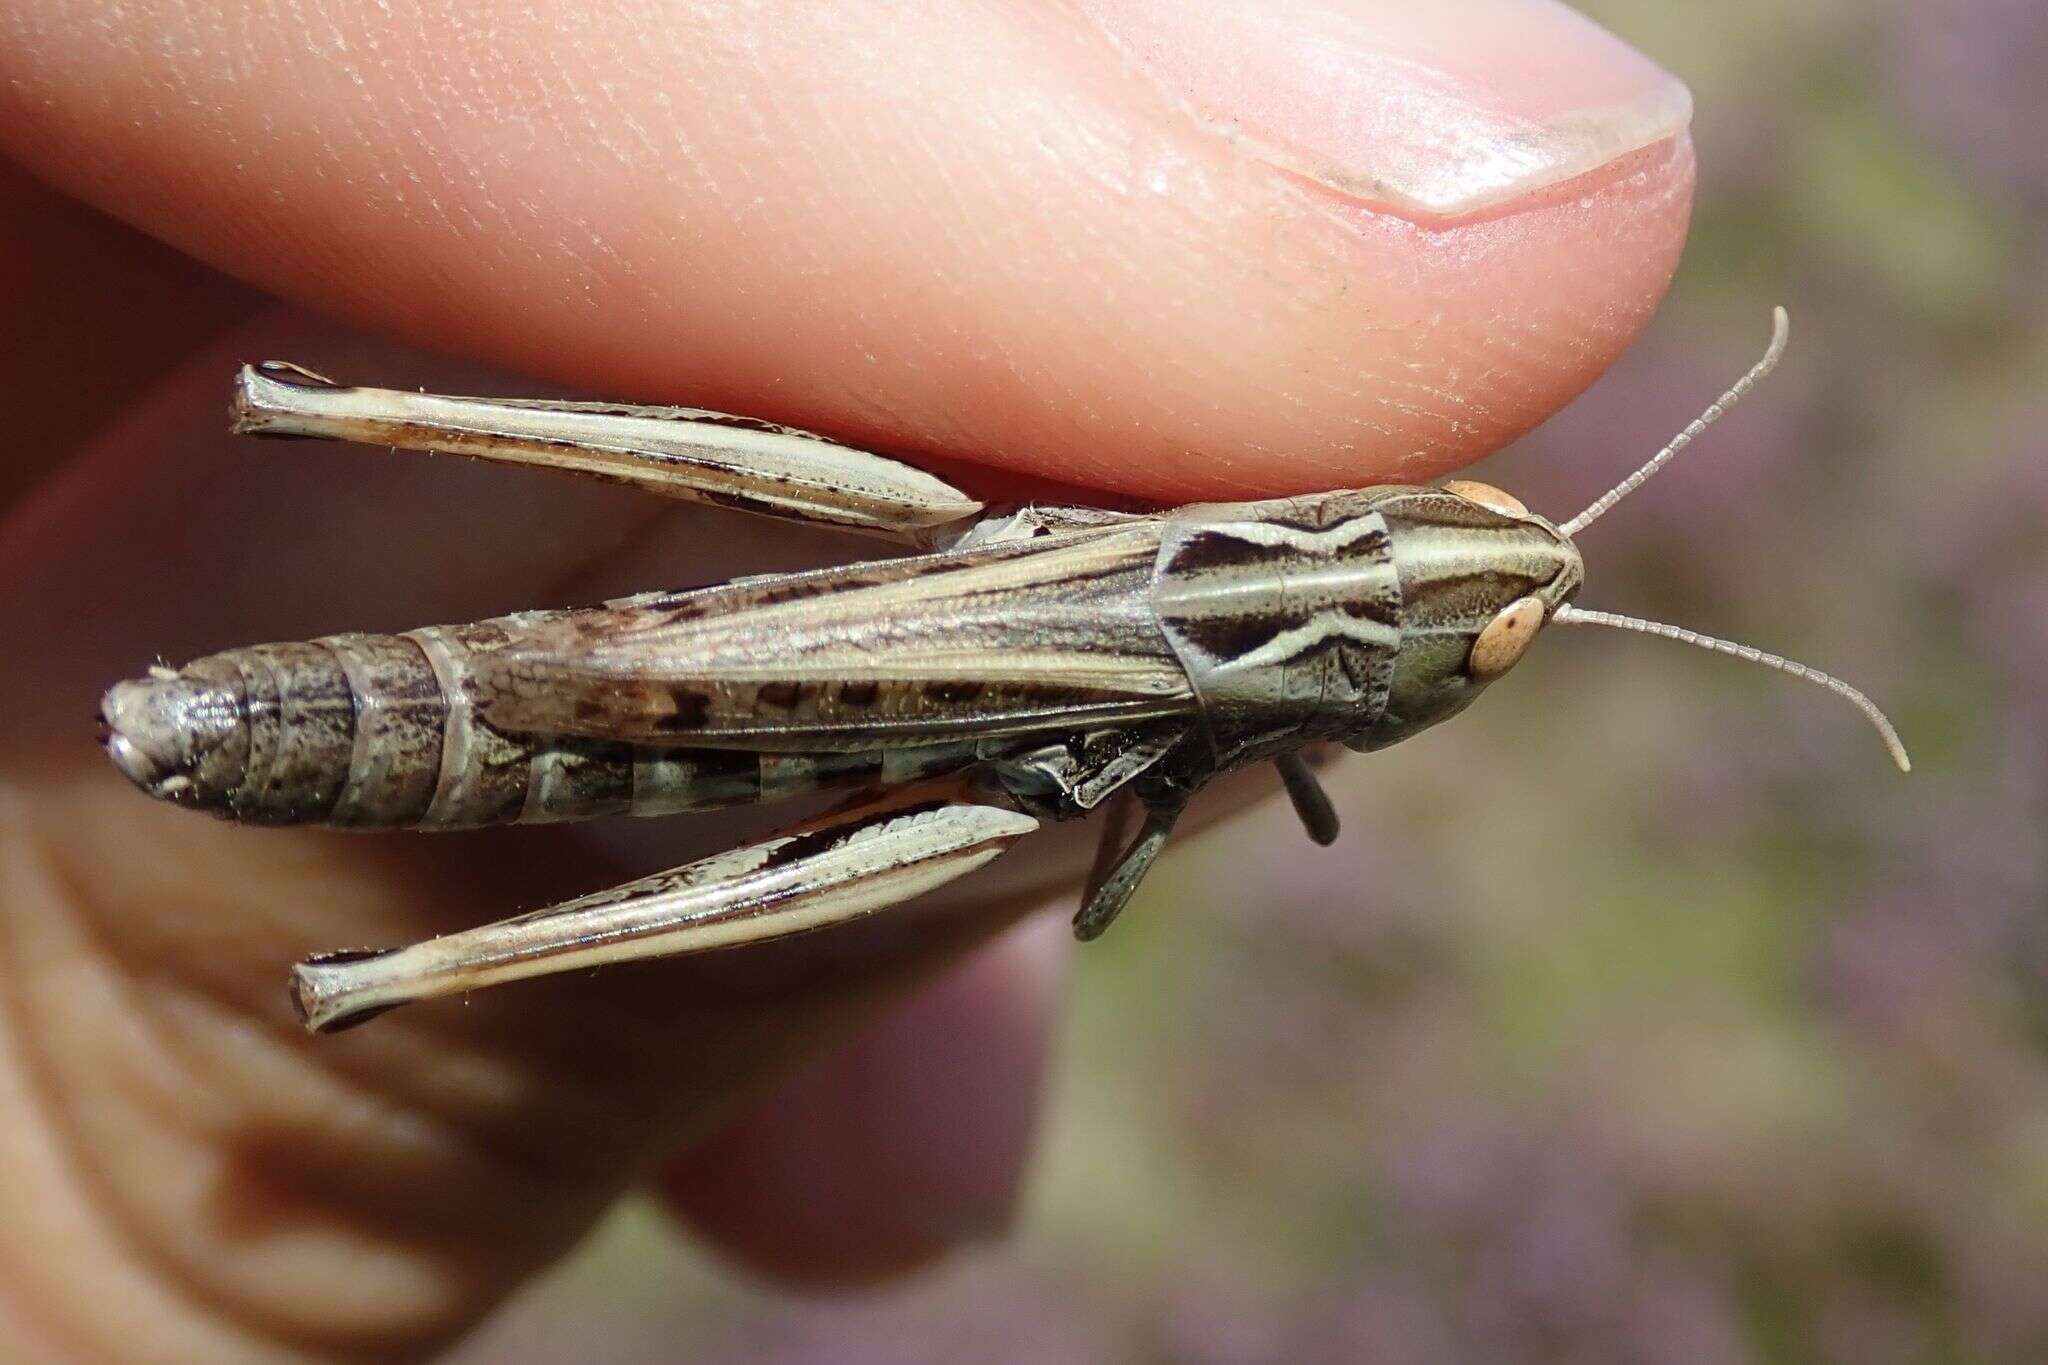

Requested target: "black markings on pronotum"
[{"left": 98, "top": 307, "right": 1907, "bottom": 1032}]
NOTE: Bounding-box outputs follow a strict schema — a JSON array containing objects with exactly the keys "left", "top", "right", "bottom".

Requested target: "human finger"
[{"left": 0, "top": 0, "right": 1693, "bottom": 501}]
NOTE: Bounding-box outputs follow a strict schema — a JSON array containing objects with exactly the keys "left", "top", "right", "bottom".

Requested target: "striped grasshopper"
[{"left": 98, "top": 308, "right": 1907, "bottom": 1033}]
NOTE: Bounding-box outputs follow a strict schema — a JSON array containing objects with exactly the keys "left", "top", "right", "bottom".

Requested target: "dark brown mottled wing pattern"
[{"left": 476, "top": 523, "right": 1197, "bottom": 750}]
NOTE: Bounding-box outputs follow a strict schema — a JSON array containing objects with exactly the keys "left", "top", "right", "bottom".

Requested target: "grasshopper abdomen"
[{"left": 99, "top": 615, "right": 987, "bottom": 830}]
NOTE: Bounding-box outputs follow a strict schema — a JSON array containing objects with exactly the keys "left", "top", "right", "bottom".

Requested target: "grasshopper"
[{"left": 98, "top": 309, "right": 1908, "bottom": 1033}]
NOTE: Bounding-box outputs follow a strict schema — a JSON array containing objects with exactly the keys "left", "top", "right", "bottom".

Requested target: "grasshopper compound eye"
[
  {"left": 1442, "top": 480, "right": 1529, "bottom": 517},
  {"left": 1468, "top": 595, "right": 1547, "bottom": 680}
]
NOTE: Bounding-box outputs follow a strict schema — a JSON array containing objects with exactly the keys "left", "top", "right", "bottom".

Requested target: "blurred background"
[{"left": 442, "top": 2, "right": 2048, "bottom": 1361}]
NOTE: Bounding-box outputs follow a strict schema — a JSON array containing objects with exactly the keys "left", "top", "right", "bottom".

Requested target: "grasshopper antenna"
[
  {"left": 1560, "top": 307, "right": 1790, "bottom": 538},
  {"left": 1549, "top": 605, "right": 1910, "bottom": 773},
  {"left": 1548, "top": 305, "right": 1905, "bottom": 772}
]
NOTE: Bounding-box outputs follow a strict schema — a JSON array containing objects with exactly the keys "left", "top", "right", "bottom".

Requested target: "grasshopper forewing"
[{"left": 99, "top": 310, "right": 1910, "bottom": 1032}]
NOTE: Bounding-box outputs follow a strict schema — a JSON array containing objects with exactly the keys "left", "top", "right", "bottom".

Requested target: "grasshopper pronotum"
[{"left": 98, "top": 309, "right": 1907, "bottom": 1032}]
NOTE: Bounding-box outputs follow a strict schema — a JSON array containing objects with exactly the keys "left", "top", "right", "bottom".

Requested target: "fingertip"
[
  {"left": 656, "top": 913, "right": 1069, "bottom": 1288},
  {"left": 0, "top": 0, "right": 1694, "bottom": 499}
]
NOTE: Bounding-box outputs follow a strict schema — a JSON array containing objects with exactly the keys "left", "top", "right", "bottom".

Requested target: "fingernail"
[{"left": 1077, "top": 0, "right": 1692, "bottom": 219}]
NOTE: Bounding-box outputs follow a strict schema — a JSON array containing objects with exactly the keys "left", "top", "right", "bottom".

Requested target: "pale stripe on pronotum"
[{"left": 98, "top": 308, "right": 1908, "bottom": 1033}]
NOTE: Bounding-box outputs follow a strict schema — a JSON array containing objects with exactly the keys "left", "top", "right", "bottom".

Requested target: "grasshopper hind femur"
[{"left": 99, "top": 306, "right": 1906, "bottom": 1032}]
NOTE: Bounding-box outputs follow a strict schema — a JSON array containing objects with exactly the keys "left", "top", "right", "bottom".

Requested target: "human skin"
[{"left": 0, "top": 1, "right": 1692, "bottom": 1359}]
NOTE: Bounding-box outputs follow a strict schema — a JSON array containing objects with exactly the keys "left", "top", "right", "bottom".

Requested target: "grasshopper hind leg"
[
  {"left": 231, "top": 363, "right": 986, "bottom": 542},
  {"left": 291, "top": 794, "right": 1038, "bottom": 1032}
]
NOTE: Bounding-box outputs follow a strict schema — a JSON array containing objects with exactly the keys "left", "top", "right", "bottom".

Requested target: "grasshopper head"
[
  {"left": 1356, "top": 308, "right": 1909, "bottom": 774},
  {"left": 1352, "top": 480, "right": 1582, "bottom": 753}
]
